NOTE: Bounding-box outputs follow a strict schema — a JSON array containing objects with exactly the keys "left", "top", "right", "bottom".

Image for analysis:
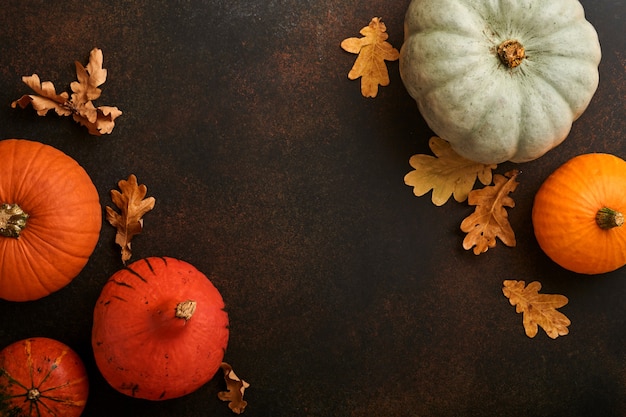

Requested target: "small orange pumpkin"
[
  {"left": 92, "top": 257, "right": 229, "bottom": 401},
  {"left": 0, "top": 337, "right": 89, "bottom": 417},
  {"left": 0, "top": 139, "right": 102, "bottom": 301},
  {"left": 532, "top": 153, "right": 626, "bottom": 274}
]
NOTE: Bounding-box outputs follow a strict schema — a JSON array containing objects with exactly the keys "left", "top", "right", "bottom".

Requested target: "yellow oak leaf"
[
  {"left": 502, "top": 280, "right": 571, "bottom": 339},
  {"left": 460, "top": 169, "right": 519, "bottom": 254},
  {"left": 341, "top": 17, "right": 399, "bottom": 98},
  {"left": 105, "top": 175, "right": 156, "bottom": 264},
  {"left": 11, "top": 48, "right": 122, "bottom": 135},
  {"left": 404, "top": 137, "right": 497, "bottom": 206}
]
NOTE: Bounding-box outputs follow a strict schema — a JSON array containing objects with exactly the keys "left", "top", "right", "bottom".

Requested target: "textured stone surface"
[{"left": 0, "top": 1, "right": 624, "bottom": 416}]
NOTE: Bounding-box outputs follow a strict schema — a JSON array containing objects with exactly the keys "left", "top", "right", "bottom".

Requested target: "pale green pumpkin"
[{"left": 399, "top": 0, "right": 601, "bottom": 164}]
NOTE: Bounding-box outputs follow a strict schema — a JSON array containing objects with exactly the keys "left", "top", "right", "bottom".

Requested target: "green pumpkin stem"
[
  {"left": 0, "top": 203, "right": 29, "bottom": 238},
  {"left": 497, "top": 39, "right": 525, "bottom": 68},
  {"left": 596, "top": 207, "right": 624, "bottom": 229},
  {"left": 175, "top": 300, "right": 197, "bottom": 321}
]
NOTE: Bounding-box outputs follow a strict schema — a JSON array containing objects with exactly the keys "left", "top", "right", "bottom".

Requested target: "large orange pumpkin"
[
  {"left": 92, "top": 257, "right": 229, "bottom": 401},
  {"left": 0, "top": 337, "right": 89, "bottom": 417},
  {"left": 532, "top": 153, "right": 626, "bottom": 274},
  {"left": 0, "top": 139, "right": 102, "bottom": 301}
]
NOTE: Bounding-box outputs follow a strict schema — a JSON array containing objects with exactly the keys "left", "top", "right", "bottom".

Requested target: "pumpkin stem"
[
  {"left": 0, "top": 203, "right": 29, "bottom": 238},
  {"left": 497, "top": 39, "right": 525, "bottom": 68},
  {"left": 27, "top": 388, "right": 40, "bottom": 401},
  {"left": 596, "top": 207, "right": 624, "bottom": 229},
  {"left": 175, "top": 300, "right": 197, "bottom": 321}
]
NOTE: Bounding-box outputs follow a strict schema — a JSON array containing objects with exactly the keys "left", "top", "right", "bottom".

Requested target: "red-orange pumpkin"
[
  {"left": 0, "top": 337, "right": 89, "bottom": 417},
  {"left": 0, "top": 139, "right": 102, "bottom": 301},
  {"left": 92, "top": 257, "right": 229, "bottom": 400},
  {"left": 532, "top": 153, "right": 626, "bottom": 274}
]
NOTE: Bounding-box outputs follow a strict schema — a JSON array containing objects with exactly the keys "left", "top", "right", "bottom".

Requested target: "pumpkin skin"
[
  {"left": 0, "top": 139, "right": 102, "bottom": 302},
  {"left": 532, "top": 153, "right": 626, "bottom": 274},
  {"left": 0, "top": 337, "right": 89, "bottom": 417},
  {"left": 92, "top": 257, "right": 229, "bottom": 401},
  {"left": 399, "top": 0, "right": 601, "bottom": 164}
]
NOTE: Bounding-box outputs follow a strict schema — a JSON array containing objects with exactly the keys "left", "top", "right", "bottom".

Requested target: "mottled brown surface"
[{"left": 0, "top": 1, "right": 624, "bottom": 416}]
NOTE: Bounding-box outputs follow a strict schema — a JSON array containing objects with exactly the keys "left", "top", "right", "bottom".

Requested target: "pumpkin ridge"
[
  {"left": 12, "top": 145, "right": 74, "bottom": 209},
  {"left": 528, "top": 57, "right": 592, "bottom": 117},
  {"left": 456, "top": 83, "right": 521, "bottom": 163},
  {"left": 122, "top": 265, "right": 148, "bottom": 283},
  {"left": 143, "top": 257, "right": 157, "bottom": 274},
  {"left": 35, "top": 350, "right": 68, "bottom": 390},
  {"left": 31, "top": 396, "right": 54, "bottom": 416},
  {"left": 515, "top": 67, "right": 578, "bottom": 162},
  {"left": 0, "top": 368, "right": 28, "bottom": 391},
  {"left": 422, "top": 63, "right": 491, "bottom": 118},
  {"left": 20, "top": 229, "right": 93, "bottom": 262},
  {"left": 6, "top": 243, "right": 57, "bottom": 298},
  {"left": 538, "top": 72, "right": 575, "bottom": 117},
  {"left": 111, "top": 280, "right": 135, "bottom": 289},
  {"left": 405, "top": 0, "right": 483, "bottom": 36},
  {"left": 3, "top": 140, "right": 48, "bottom": 204},
  {"left": 26, "top": 198, "right": 101, "bottom": 220},
  {"left": 21, "top": 237, "right": 85, "bottom": 292}
]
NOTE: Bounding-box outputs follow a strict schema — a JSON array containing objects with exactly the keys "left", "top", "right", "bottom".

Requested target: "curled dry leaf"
[
  {"left": 218, "top": 362, "right": 250, "bottom": 414},
  {"left": 461, "top": 169, "right": 519, "bottom": 254},
  {"left": 502, "top": 280, "right": 570, "bottom": 339},
  {"left": 341, "top": 17, "right": 399, "bottom": 98},
  {"left": 11, "top": 48, "right": 122, "bottom": 135},
  {"left": 404, "top": 136, "right": 497, "bottom": 206},
  {"left": 105, "top": 175, "right": 156, "bottom": 264}
]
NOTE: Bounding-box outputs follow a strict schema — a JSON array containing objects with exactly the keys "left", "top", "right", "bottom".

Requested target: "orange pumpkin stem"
[
  {"left": 497, "top": 39, "right": 525, "bottom": 68},
  {"left": 0, "top": 203, "right": 29, "bottom": 238},
  {"left": 596, "top": 207, "right": 624, "bottom": 229},
  {"left": 175, "top": 300, "right": 197, "bottom": 321}
]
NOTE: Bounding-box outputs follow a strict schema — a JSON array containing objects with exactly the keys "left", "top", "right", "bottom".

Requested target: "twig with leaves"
[{"left": 12, "top": 48, "right": 122, "bottom": 135}]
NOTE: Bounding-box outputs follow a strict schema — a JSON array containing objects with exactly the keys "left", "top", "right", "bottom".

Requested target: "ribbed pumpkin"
[
  {"left": 399, "top": 0, "right": 601, "bottom": 164},
  {"left": 532, "top": 153, "right": 626, "bottom": 274},
  {"left": 92, "top": 257, "right": 229, "bottom": 400},
  {"left": 0, "top": 139, "right": 102, "bottom": 301},
  {"left": 0, "top": 337, "right": 89, "bottom": 417}
]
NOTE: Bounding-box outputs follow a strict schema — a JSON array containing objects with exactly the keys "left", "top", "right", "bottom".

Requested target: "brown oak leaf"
[
  {"left": 502, "top": 280, "right": 570, "bottom": 339},
  {"left": 11, "top": 74, "right": 71, "bottom": 117},
  {"left": 404, "top": 137, "right": 497, "bottom": 206},
  {"left": 341, "top": 17, "right": 399, "bottom": 98},
  {"left": 218, "top": 362, "right": 250, "bottom": 414},
  {"left": 460, "top": 170, "right": 519, "bottom": 254},
  {"left": 105, "top": 175, "right": 155, "bottom": 264},
  {"left": 12, "top": 48, "right": 122, "bottom": 135}
]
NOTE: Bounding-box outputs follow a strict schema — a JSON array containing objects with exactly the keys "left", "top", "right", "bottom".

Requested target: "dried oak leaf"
[
  {"left": 218, "top": 362, "right": 250, "bottom": 414},
  {"left": 105, "top": 174, "right": 155, "bottom": 264},
  {"left": 11, "top": 74, "right": 71, "bottom": 117},
  {"left": 461, "top": 169, "right": 519, "bottom": 255},
  {"left": 341, "top": 17, "right": 399, "bottom": 98},
  {"left": 502, "top": 280, "right": 571, "bottom": 339},
  {"left": 405, "top": 137, "right": 497, "bottom": 206},
  {"left": 12, "top": 48, "right": 122, "bottom": 135}
]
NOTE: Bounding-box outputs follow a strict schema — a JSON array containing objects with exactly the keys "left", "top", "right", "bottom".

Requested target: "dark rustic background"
[{"left": 0, "top": 1, "right": 624, "bottom": 416}]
